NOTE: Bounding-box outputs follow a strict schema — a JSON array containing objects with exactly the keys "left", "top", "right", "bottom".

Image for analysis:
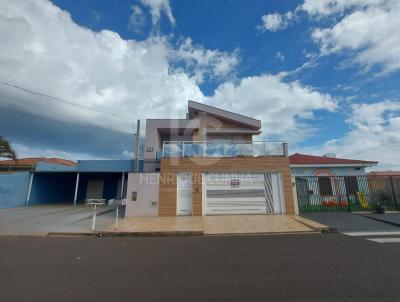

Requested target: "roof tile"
[
  {"left": 0, "top": 157, "right": 77, "bottom": 167},
  {"left": 289, "top": 153, "right": 378, "bottom": 165}
]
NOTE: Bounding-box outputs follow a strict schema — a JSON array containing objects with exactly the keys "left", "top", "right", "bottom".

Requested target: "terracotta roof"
[
  {"left": 368, "top": 171, "right": 400, "bottom": 176},
  {"left": 289, "top": 153, "right": 378, "bottom": 165},
  {"left": 0, "top": 157, "right": 77, "bottom": 167}
]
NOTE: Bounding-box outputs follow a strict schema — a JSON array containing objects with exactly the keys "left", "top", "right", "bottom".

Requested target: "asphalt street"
[
  {"left": 302, "top": 212, "right": 400, "bottom": 232},
  {"left": 1, "top": 233, "right": 400, "bottom": 302}
]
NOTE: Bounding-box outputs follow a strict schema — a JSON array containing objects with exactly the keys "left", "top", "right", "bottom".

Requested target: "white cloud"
[
  {"left": 0, "top": 0, "right": 337, "bottom": 158},
  {"left": 10, "top": 142, "right": 103, "bottom": 161},
  {"left": 303, "top": 101, "right": 400, "bottom": 170},
  {"left": 208, "top": 74, "right": 336, "bottom": 142},
  {"left": 258, "top": 12, "right": 294, "bottom": 32},
  {"left": 92, "top": 10, "right": 102, "bottom": 23},
  {"left": 140, "top": 0, "right": 175, "bottom": 27},
  {"left": 258, "top": 1, "right": 400, "bottom": 74},
  {"left": 122, "top": 150, "right": 134, "bottom": 158},
  {"left": 128, "top": 5, "right": 146, "bottom": 33},
  {"left": 0, "top": 0, "right": 203, "bottom": 135},
  {"left": 276, "top": 52, "right": 285, "bottom": 61},
  {"left": 311, "top": 1, "right": 400, "bottom": 74},
  {"left": 171, "top": 38, "right": 239, "bottom": 84},
  {"left": 301, "top": 0, "right": 387, "bottom": 16}
]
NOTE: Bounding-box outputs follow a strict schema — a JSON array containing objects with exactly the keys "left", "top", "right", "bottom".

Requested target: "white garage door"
[{"left": 203, "top": 173, "right": 284, "bottom": 215}]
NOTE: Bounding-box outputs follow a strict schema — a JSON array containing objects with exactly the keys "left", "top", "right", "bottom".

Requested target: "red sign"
[{"left": 230, "top": 179, "right": 240, "bottom": 186}]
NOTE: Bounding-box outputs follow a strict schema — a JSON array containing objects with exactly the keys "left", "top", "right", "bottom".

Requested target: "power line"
[
  {"left": 0, "top": 107, "right": 133, "bottom": 134},
  {"left": 0, "top": 80, "right": 133, "bottom": 121}
]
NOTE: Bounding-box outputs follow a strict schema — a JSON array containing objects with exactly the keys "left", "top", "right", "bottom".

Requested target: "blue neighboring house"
[{"left": 0, "top": 157, "right": 142, "bottom": 209}]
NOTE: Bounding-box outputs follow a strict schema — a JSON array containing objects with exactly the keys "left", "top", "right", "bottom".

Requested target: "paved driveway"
[
  {"left": 0, "top": 205, "right": 118, "bottom": 235},
  {"left": 110, "top": 215, "right": 322, "bottom": 235},
  {"left": 302, "top": 212, "right": 400, "bottom": 233},
  {"left": 203, "top": 215, "right": 315, "bottom": 234}
]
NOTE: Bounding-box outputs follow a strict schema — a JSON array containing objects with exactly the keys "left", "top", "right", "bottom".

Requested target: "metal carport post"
[
  {"left": 73, "top": 172, "right": 80, "bottom": 206},
  {"left": 25, "top": 172, "right": 34, "bottom": 206},
  {"left": 120, "top": 172, "right": 125, "bottom": 199}
]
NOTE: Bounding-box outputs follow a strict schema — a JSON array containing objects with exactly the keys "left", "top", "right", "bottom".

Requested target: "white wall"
[
  {"left": 291, "top": 166, "right": 367, "bottom": 177},
  {"left": 125, "top": 173, "right": 159, "bottom": 216}
]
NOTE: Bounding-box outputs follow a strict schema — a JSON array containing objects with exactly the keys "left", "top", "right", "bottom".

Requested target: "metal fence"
[{"left": 295, "top": 176, "right": 400, "bottom": 213}]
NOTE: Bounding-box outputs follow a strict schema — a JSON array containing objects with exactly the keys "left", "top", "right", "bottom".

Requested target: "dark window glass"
[
  {"left": 318, "top": 177, "right": 333, "bottom": 196},
  {"left": 345, "top": 176, "right": 359, "bottom": 195}
]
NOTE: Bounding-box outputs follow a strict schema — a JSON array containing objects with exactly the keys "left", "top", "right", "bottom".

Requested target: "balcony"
[{"left": 160, "top": 141, "right": 287, "bottom": 158}]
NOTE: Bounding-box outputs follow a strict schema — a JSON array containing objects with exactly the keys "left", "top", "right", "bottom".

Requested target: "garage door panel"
[
  {"left": 207, "top": 206, "right": 265, "bottom": 215},
  {"left": 206, "top": 175, "right": 264, "bottom": 184},
  {"left": 204, "top": 172, "right": 285, "bottom": 215},
  {"left": 206, "top": 198, "right": 267, "bottom": 205},
  {"left": 204, "top": 173, "right": 266, "bottom": 215},
  {"left": 206, "top": 189, "right": 265, "bottom": 198}
]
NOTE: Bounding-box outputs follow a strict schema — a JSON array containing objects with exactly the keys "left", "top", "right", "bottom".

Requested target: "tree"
[{"left": 0, "top": 136, "right": 16, "bottom": 161}]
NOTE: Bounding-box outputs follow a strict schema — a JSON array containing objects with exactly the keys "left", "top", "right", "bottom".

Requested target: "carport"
[{"left": 25, "top": 160, "right": 136, "bottom": 206}]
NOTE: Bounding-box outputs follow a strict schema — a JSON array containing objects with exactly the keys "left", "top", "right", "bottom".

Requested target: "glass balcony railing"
[{"left": 160, "top": 141, "right": 286, "bottom": 158}]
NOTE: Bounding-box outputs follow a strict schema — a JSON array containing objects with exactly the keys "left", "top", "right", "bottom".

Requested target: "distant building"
[
  {"left": 0, "top": 158, "right": 136, "bottom": 209},
  {"left": 289, "top": 153, "right": 378, "bottom": 177},
  {"left": 0, "top": 157, "right": 76, "bottom": 173},
  {"left": 367, "top": 171, "right": 400, "bottom": 176}
]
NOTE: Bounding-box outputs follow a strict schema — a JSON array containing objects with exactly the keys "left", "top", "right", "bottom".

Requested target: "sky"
[{"left": 0, "top": 0, "right": 399, "bottom": 169}]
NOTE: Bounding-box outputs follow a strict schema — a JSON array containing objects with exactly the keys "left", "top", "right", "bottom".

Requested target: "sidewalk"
[
  {"left": 105, "top": 215, "right": 327, "bottom": 236},
  {"left": 0, "top": 205, "right": 328, "bottom": 236},
  {"left": 0, "top": 205, "right": 116, "bottom": 236}
]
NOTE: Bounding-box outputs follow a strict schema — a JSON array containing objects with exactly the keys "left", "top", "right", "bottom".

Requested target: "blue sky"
[{"left": 0, "top": 0, "right": 399, "bottom": 169}]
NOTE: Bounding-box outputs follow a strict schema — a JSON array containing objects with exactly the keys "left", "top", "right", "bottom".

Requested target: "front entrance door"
[{"left": 177, "top": 172, "right": 192, "bottom": 215}]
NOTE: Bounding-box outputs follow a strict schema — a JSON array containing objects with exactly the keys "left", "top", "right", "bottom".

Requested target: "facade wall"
[
  {"left": 159, "top": 157, "right": 295, "bottom": 216},
  {"left": 144, "top": 119, "right": 199, "bottom": 161},
  {"left": 192, "top": 114, "right": 256, "bottom": 142},
  {"left": 206, "top": 133, "right": 253, "bottom": 142},
  {"left": 0, "top": 172, "right": 30, "bottom": 209},
  {"left": 192, "top": 129, "right": 201, "bottom": 141},
  {"left": 125, "top": 173, "right": 159, "bottom": 216}
]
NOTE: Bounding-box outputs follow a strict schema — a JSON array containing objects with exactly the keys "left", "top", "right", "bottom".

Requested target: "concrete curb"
[
  {"left": 204, "top": 231, "right": 319, "bottom": 236},
  {"left": 47, "top": 231, "right": 204, "bottom": 237},
  {"left": 1, "top": 229, "right": 328, "bottom": 238},
  {"left": 359, "top": 214, "right": 400, "bottom": 228},
  {"left": 291, "top": 216, "right": 331, "bottom": 233},
  {"left": 46, "top": 230, "right": 322, "bottom": 237}
]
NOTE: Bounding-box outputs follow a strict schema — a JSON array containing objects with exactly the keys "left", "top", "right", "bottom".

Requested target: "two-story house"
[{"left": 126, "top": 100, "right": 296, "bottom": 217}]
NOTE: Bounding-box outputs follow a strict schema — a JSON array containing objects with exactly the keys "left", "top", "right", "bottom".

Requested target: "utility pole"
[{"left": 135, "top": 119, "right": 140, "bottom": 172}]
